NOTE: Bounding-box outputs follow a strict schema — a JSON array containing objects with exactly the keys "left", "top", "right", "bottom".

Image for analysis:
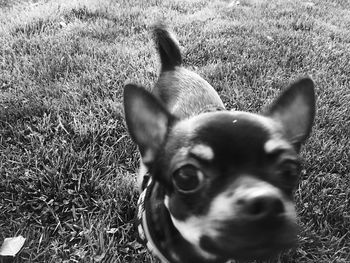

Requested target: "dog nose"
[{"left": 239, "top": 195, "right": 285, "bottom": 219}]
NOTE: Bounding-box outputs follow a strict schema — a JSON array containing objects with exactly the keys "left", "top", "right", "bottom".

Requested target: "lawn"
[{"left": 0, "top": 0, "right": 349, "bottom": 262}]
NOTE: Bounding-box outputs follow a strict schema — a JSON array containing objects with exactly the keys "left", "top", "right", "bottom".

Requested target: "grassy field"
[{"left": 0, "top": 0, "right": 349, "bottom": 262}]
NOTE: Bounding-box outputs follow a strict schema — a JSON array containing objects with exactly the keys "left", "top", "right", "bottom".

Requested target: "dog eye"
[{"left": 172, "top": 165, "right": 204, "bottom": 193}]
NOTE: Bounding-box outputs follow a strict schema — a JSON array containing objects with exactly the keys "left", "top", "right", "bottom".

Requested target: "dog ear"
[
  {"left": 265, "top": 77, "right": 316, "bottom": 149},
  {"left": 124, "top": 84, "right": 175, "bottom": 164}
]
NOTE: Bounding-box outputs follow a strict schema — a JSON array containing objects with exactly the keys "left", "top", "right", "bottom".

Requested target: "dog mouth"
[
  {"left": 201, "top": 236, "right": 296, "bottom": 261},
  {"left": 199, "top": 223, "right": 298, "bottom": 261}
]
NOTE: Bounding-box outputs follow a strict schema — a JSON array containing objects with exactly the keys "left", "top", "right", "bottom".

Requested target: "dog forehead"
[
  {"left": 173, "top": 111, "right": 279, "bottom": 141},
  {"left": 169, "top": 111, "right": 288, "bottom": 162}
]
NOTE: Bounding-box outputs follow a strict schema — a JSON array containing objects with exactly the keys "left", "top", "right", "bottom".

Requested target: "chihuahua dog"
[{"left": 123, "top": 24, "right": 315, "bottom": 263}]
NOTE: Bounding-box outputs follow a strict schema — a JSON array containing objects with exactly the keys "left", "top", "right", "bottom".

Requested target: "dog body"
[
  {"left": 152, "top": 26, "right": 224, "bottom": 119},
  {"left": 155, "top": 67, "right": 224, "bottom": 119},
  {"left": 124, "top": 24, "right": 315, "bottom": 263}
]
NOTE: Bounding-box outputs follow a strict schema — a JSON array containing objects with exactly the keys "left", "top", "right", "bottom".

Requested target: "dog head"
[
  {"left": 124, "top": 78, "right": 315, "bottom": 260},
  {"left": 124, "top": 77, "right": 315, "bottom": 261}
]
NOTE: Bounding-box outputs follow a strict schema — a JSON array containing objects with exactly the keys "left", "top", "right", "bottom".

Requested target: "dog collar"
[{"left": 136, "top": 175, "right": 172, "bottom": 263}]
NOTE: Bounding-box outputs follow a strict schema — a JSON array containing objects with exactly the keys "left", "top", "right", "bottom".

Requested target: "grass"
[{"left": 0, "top": 0, "right": 349, "bottom": 262}]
